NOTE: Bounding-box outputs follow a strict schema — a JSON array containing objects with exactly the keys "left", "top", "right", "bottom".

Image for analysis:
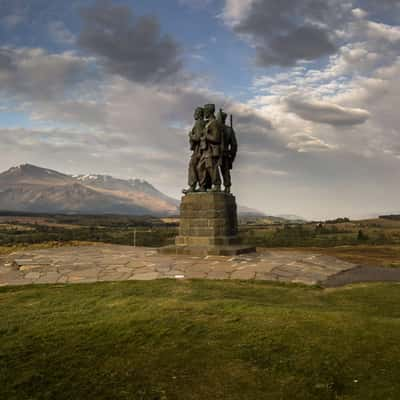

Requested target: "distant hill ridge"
[
  {"left": 0, "top": 164, "right": 179, "bottom": 216},
  {"left": 0, "top": 164, "right": 276, "bottom": 218}
]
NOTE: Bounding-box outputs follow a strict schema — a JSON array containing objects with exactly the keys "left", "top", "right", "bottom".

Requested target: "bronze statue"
[
  {"left": 217, "top": 109, "right": 237, "bottom": 194},
  {"left": 184, "top": 103, "right": 237, "bottom": 194},
  {"left": 183, "top": 107, "right": 205, "bottom": 194},
  {"left": 197, "top": 103, "right": 222, "bottom": 192}
]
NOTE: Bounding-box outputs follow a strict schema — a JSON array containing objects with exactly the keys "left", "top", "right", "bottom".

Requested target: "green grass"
[
  {"left": 240, "top": 219, "right": 400, "bottom": 248},
  {"left": 1, "top": 281, "right": 400, "bottom": 399},
  {"left": 2, "top": 214, "right": 400, "bottom": 249},
  {"left": 0, "top": 225, "right": 177, "bottom": 248}
]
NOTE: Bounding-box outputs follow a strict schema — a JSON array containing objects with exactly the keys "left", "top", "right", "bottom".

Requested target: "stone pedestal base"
[
  {"left": 159, "top": 244, "right": 256, "bottom": 256},
  {"left": 159, "top": 192, "right": 255, "bottom": 256}
]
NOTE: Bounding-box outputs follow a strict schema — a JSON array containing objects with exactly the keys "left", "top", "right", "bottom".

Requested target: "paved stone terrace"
[{"left": 0, "top": 244, "right": 358, "bottom": 287}]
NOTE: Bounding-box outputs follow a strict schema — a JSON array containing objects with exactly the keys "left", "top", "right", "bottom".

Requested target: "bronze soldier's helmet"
[
  {"left": 203, "top": 104, "right": 216, "bottom": 114},
  {"left": 194, "top": 107, "right": 204, "bottom": 119}
]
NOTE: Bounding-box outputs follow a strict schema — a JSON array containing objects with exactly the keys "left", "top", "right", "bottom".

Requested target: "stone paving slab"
[{"left": 0, "top": 244, "right": 360, "bottom": 287}]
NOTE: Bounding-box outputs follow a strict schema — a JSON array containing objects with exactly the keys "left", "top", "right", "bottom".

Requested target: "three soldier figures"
[{"left": 183, "top": 103, "right": 237, "bottom": 195}]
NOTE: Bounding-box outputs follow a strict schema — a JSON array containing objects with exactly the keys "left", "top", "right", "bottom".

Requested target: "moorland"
[
  {"left": 1, "top": 212, "right": 400, "bottom": 400},
  {"left": 1, "top": 211, "right": 399, "bottom": 268}
]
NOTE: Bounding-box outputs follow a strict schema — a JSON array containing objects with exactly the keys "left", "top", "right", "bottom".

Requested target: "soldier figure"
[
  {"left": 183, "top": 107, "right": 205, "bottom": 193},
  {"left": 197, "top": 103, "right": 222, "bottom": 192},
  {"left": 218, "top": 110, "right": 237, "bottom": 194}
]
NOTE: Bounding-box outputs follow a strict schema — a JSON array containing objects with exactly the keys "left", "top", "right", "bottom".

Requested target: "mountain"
[
  {"left": 0, "top": 164, "right": 179, "bottom": 216},
  {"left": 73, "top": 174, "right": 178, "bottom": 208},
  {"left": 0, "top": 164, "right": 274, "bottom": 218},
  {"left": 237, "top": 205, "right": 266, "bottom": 217},
  {"left": 0, "top": 164, "right": 74, "bottom": 186},
  {"left": 276, "top": 214, "right": 307, "bottom": 222}
]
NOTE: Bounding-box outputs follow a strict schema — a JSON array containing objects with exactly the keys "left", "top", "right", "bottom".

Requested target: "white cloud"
[
  {"left": 366, "top": 20, "right": 400, "bottom": 42},
  {"left": 48, "top": 21, "right": 76, "bottom": 45},
  {"left": 352, "top": 8, "right": 368, "bottom": 19},
  {"left": 287, "top": 133, "right": 338, "bottom": 153},
  {"left": 222, "top": 0, "right": 255, "bottom": 26}
]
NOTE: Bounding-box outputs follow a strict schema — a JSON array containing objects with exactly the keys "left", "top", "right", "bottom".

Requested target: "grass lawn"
[{"left": 1, "top": 280, "right": 400, "bottom": 400}]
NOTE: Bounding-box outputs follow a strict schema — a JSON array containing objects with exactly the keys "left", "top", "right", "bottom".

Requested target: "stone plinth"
[{"left": 160, "top": 192, "right": 255, "bottom": 256}]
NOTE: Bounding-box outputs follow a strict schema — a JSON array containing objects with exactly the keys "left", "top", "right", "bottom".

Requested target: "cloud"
[
  {"left": 248, "top": 1, "right": 400, "bottom": 159},
  {"left": 286, "top": 97, "right": 370, "bottom": 126},
  {"left": 78, "top": 0, "right": 183, "bottom": 84},
  {"left": 0, "top": 47, "right": 90, "bottom": 100},
  {"left": 365, "top": 20, "right": 400, "bottom": 43},
  {"left": 30, "top": 100, "right": 108, "bottom": 128},
  {"left": 352, "top": 8, "right": 368, "bottom": 19},
  {"left": 0, "top": 45, "right": 283, "bottom": 197},
  {"left": 255, "top": 26, "right": 336, "bottom": 67},
  {"left": 48, "top": 21, "right": 76, "bottom": 45},
  {"left": 2, "top": 0, "right": 400, "bottom": 219},
  {"left": 223, "top": 0, "right": 349, "bottom": 67},
  {"left": 287, "top": 133, "right": 338, "bottom": 152}
]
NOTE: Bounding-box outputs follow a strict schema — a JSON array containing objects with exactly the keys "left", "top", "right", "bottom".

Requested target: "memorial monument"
[{"left": 160, "top": 104, "right": 255, "bottom": 256}]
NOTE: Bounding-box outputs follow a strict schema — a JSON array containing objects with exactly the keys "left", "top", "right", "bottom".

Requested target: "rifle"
[{"left": 229, "top": 114, "right": 236, "bottom": 167}]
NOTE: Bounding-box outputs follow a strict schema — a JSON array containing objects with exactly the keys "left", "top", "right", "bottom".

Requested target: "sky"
[{"left": 0, "top": 0, "right": 399, "bottom": 220}]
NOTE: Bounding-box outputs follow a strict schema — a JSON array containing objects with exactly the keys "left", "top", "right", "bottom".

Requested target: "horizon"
[
  {"left": 1, "top": 162, "right": 396, "bottom": 221},
  {"left": 1, "top": 0, "right": 400, "bottom": 220}
]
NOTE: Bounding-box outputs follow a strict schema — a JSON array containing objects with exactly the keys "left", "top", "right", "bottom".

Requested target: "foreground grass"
[{"left": 1, "top": 281, "right": 400, "bottom": 400}]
